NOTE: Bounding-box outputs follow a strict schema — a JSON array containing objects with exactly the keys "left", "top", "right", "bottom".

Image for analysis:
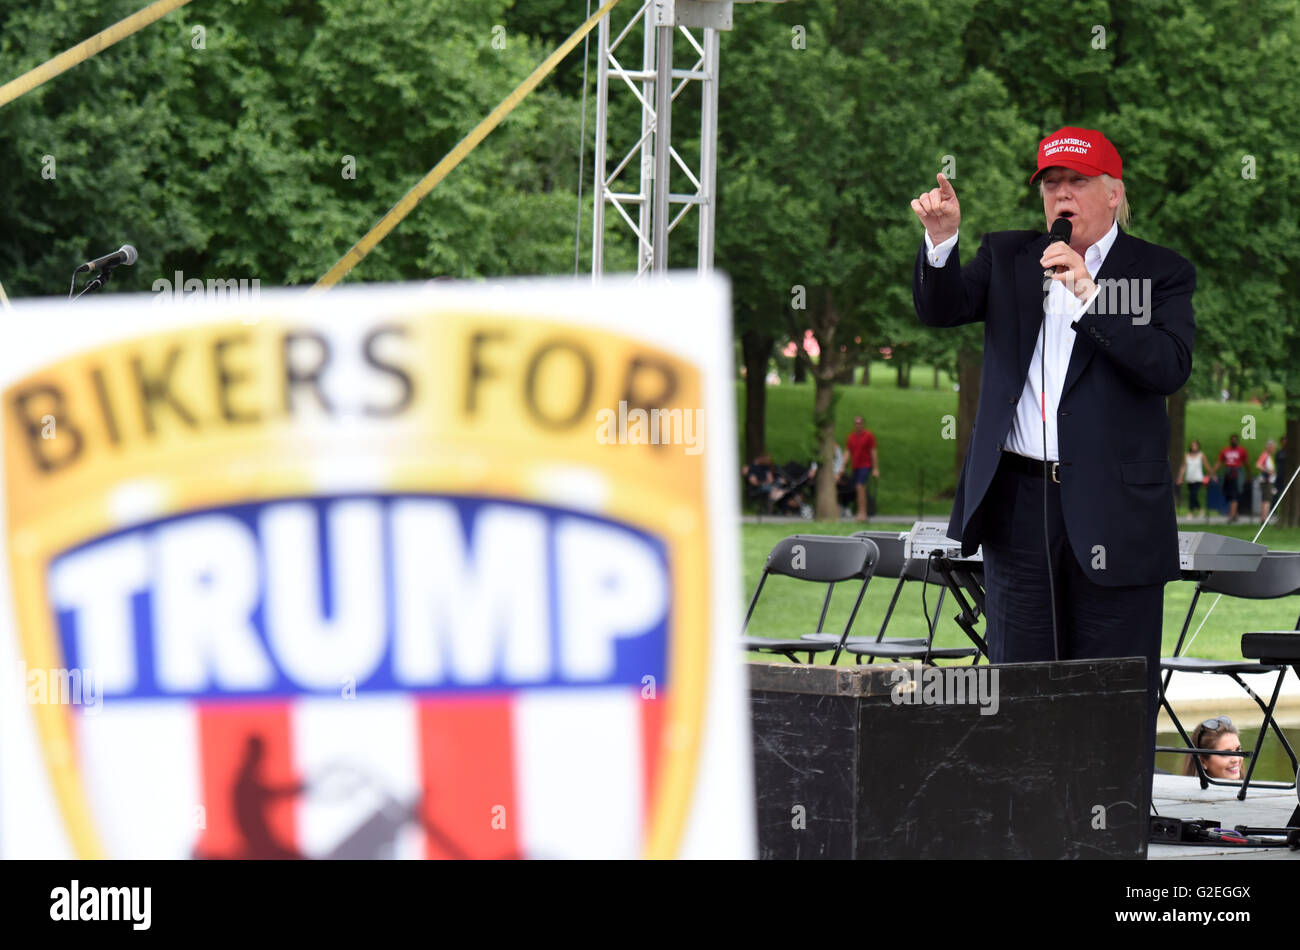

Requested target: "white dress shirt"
[{"left": 924, "top": 221, "right": 1118, "bottom": 461}]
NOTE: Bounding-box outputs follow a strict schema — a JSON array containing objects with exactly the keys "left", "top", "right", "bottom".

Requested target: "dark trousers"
[
  {"left": 1187, "top": 481, "right": 1201, "bottom": 512},
  {"left": 980, "top": 453, "right": 1164, "bottom": 796}
]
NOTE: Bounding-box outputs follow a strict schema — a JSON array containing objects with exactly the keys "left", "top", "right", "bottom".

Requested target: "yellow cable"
[
  {"left": 313, "top": 0, "right": 622, "bottom": 290},
  {"left": 0, "top": 0, "right": 193, "bottom": 108}
]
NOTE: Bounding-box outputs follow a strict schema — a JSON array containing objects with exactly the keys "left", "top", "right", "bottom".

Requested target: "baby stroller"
[
  {"left": 776, "top": 461, "right": 816, "bottom": 518},
  {"left": 743, "top": 456, "right": 814, "bottom": 519}
]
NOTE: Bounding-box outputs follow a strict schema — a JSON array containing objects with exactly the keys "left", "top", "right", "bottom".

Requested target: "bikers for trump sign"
[{"left": 0, "top": 277, "right": 752, "bottom": 859}]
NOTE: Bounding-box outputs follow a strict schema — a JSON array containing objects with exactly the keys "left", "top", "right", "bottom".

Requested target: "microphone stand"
[{"left": 69, "top": 261, "right": 124, "bottom": 300}]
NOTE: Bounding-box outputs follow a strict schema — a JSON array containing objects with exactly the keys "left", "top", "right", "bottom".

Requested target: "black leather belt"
[{"left": 1001, "top": 451, "right": 1060, "bottom": 483}]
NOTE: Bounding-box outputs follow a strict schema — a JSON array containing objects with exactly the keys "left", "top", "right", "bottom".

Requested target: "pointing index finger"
[{"left": 937, "top": 172, "right": 956, "bottom": 198}]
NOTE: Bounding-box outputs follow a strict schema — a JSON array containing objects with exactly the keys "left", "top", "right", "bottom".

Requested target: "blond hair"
[
  {"left": 1038, "top": 172, "right": 1130, "bottom": 228},
  {"left": 1101, "top": 174, "right": 1130, "bottom": 228}
]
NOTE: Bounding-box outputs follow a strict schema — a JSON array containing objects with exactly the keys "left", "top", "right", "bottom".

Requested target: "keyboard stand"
[{"left": 929, "top": 554, "right": 990, "bottom": 660}]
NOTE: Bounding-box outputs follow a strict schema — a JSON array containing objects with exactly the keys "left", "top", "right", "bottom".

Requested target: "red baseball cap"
[{"left": 1029, "top": 127, "right": 1123, "bottom": 184}]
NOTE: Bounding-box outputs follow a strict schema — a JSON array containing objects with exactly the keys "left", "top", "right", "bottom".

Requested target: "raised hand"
[{"left": 911, "top": 172, "right": 961, "bottom": 245}]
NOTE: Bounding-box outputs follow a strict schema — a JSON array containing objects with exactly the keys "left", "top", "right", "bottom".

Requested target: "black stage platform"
[{"left": 750, "top": 658, "right": 1150, "bottom": 859}]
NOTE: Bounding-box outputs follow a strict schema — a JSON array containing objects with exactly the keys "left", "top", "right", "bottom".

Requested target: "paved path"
[{"left": 1148, "top": 775, "right": 1298, "bottom": 859}]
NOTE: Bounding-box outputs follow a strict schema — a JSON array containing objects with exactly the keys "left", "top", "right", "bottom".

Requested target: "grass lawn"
[
  {"left": 740, "top": 520, "right": 1300, "bottom": 664},
  {"left": 738, "top": 368, "right": 1298, "bottom": 660},
  {"left": 739, "top": 369, "right": 1289, "bottom": 519}
]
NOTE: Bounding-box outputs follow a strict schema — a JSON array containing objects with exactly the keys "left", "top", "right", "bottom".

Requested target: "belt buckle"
[{"left": 1050, "top": 461, "right": 1060, "bottom": 484}]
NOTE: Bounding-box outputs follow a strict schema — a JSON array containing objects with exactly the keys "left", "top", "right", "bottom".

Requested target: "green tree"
[
  {"left": 963, "top": 0, "right": 1300, "bottom": 499},
  {"left": 717, "top": 0, "right": 1030, "bottom": 517},
  {"left": 0, "top": 0, "right": 596, "bottom": 297}
]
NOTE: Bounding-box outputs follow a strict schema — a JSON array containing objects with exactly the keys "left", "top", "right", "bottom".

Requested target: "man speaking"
[{"left": 910, "top": 128, "right": 1196, "bottom": 770}]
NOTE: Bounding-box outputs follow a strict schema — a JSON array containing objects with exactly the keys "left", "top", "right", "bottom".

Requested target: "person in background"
[
  {"left": 1176, "top": 440, "right": 1209, "bottom": 518},
  {"left": 1212, "top": 434, "right": 1249, "bottom": 524},
  {"left": 1257, "top": 439, "right": 1278, "bottom": 524},
  {"left": 1184, "top": 716, "right": 1243, "bottom": 782},
  {"left": 844, "top": 415, "right": 879, "bottom": 523},
  {"left": 832, "top": 443, "right": 855, "bottom": 518}
]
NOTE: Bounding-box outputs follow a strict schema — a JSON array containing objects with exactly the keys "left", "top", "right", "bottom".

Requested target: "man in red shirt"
[
  {"left": 843, "top": 416, "right": 879, "bottom": 523},
  {"left": 1212, "top": 433, "right": 1250, "bottom": 524}
]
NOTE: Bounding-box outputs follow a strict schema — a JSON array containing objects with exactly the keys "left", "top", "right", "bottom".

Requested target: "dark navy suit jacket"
[{"left": 913, "top": 227, "right": 1196, "bottom": 587}]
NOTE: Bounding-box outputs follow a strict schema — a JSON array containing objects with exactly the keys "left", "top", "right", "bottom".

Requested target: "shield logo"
[{"left": 0, "top": 285, "right": 736, "bottom": 859}]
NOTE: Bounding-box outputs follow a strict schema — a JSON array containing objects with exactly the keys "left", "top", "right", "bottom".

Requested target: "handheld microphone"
[
  {"left": 1042, "top": 217, "right": 1072, "bottom": 278},
  {"left": 76, "top": 244, "right": 138, "bottom": 274}
]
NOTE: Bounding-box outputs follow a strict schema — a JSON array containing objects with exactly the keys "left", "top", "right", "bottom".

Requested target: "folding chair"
[
  {"left": 1240, "top": 632, "right": 1300, "bottom": 828},
  {"left": 797, "top": 530, "right": 927, "bottom": 655},
  {"left": 741, "top": 535, "right": 880, "bottom": 663},
  {"left": 839, "top": 552, "right": 980, "bottom": 667},
  {"left": 1160, "top": 550, "right": 1300, "bottom": 799}
]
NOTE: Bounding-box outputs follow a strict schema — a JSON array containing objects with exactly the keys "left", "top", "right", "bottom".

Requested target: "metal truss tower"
[{"left": 590, "top": 1, "right": 735, "bottom": 278}]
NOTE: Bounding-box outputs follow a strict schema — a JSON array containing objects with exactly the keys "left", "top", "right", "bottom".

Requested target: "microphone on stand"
[
  {"left": 69, "top": 243, "right": 139, "bottom": 299},
  {"left": 76, "top": 244, "right": 138, "bottom": 274}
]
